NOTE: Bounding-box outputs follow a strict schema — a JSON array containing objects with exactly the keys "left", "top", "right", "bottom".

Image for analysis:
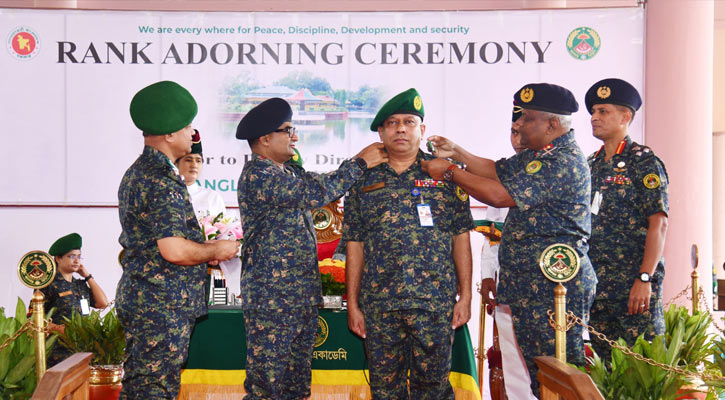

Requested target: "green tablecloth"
[{"left": 181, "top": 307, "right": 480, "bottom": 399}]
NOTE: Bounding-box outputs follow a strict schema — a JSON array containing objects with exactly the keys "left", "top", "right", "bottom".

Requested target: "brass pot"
[
  {"left": 89, "top": 365, "right": 123, "bottom": 400},
  {"left": 89, "top": 365, "right": 123, "bottom": 385}
]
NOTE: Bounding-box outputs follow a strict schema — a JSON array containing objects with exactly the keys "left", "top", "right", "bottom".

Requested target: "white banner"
[{"left": 2, "top": 7, "right": 644, "bottom": 207}]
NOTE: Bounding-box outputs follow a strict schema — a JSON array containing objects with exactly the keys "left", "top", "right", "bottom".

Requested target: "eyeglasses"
[
  {"left": 66, "top": 254, "right": 83, "bottom": 260},
  {"left": 273, "top": 126, "right": 297, "bottom": 137}
]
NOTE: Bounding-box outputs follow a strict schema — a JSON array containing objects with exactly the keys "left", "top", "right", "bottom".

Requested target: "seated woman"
[{"left": 41, "top": 232, "right": 109, "bottom": 366}]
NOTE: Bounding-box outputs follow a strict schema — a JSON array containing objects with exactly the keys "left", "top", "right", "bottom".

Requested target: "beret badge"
[
  {"left": 596, "top": 86, "right": 611, "bottom": 99},
  {"left": 413, "top": 96, "right": 423, "bottom": 111},
  {"left": 520, "top": 88, "right": 534, "bottom": 103}
]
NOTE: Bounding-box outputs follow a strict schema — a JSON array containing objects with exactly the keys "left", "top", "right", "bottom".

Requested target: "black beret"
[
  {"left": 514, "top": 83, "right": 579, "bottom": 115},
  {"left": 370, "top": 88, "right": 424, "bottom": 131},
  {"left": 236, "top": 98, "right": 293, "bottom": 140},
  {"left": 585, "top": 78, "right": 642, "bottom": 114},
  {"left": 191, "top": 129, "right": 202, "bottom": 155},
  {"left": 512, "top": 100, "right": 522, "bottom": 123},
  {"left": 130, "top": 81, "right": 198, "bottom": 135},
  {"left": 49, "top": 233, "right": 82, "bottom": 256}
]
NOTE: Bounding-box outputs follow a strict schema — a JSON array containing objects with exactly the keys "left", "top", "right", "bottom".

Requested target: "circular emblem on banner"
[
  {"left": 413, "top": 96, "right": 423, "bottom": 111},
  {"left": 526, "top": 160, "right": 542, "bottom": 174},
  {"left": 520, "top": 88, "right": 534, "bottom": 103},
  {"left": 17, "top": 251, "right": 56, "bottom": 289},
  {"left": 596, "top": 86, "right": 611, "bottom": 99},
  {"left": 643, "top": 173, "right": 661, "bottom": 189},
  {"left": 456, "top": 186, "right": 468, "bottom": 202},
  {"left": 314, "top": 315, "right": 329, "bottom": 347},
  {"left": 566, "top": 27, "right": 601, "bottom": 60},
  {"left": 539, "top": 244, "right": 580, "bottom": 283},
  {"left": 7, "top": 26, "right": 40, "bottom": 60}
]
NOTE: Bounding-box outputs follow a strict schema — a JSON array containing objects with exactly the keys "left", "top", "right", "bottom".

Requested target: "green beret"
[
  {"left": 514, "top": 83, "right": 578, "bottom": 115},
  {"left": 585, "top": 78, "right": 642, "bottom": 114},
  {"left": 191, "top": 129, "right": 203, "bottom": 155},
  {"left": 49, "top": 233, "right": 82, "bottom": 256},
  {"left": 130, "top": 80, "right": 198, "bottom": 135},
  {"left": 236, "top": 98, "right": 293, "bottom": 140},
  {"left": 370, "top": 88, "right": 424, "bottom": 131}
]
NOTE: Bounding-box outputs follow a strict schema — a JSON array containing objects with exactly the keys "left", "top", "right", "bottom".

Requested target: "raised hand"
[{"left": 354, "top": 142, "right": 388, "bottom": 169}]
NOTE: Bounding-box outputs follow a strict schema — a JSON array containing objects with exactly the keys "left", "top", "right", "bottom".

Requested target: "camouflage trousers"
[
  {"left": 498, "top": 266, "right": 596, "bottom": 394},
  {"left": 589, "top": 294, "right": 665, "bottom": 365},
  {"left": 363, "top": 308, "right": 455, "bottom": 400},
  {"left": 117, "top": 307, "right": 194, "bottom": 400},
  {"left": 243, "top": 306, "right": 318, "bottom": 400}
]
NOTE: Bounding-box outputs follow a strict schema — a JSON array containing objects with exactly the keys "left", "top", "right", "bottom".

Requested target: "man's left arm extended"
[
  {"left": 451, "top": 231, "right": 472, "bottom": 329},
  {"left": 628, "top": 212, "right": 668, "bottom": 315}
]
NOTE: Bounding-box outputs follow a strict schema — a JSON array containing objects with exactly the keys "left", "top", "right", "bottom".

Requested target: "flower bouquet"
[
  {"left": 199, "top": 212, "right": 244, "bottom": 242},
  {"left": 319, "top": 258, "right": 345, "bottom": 296}
]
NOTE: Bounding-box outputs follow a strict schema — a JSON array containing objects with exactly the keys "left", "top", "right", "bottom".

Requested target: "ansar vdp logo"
[
  {"left": 7, "top": 27, "right": 40, "bottom": 59},
  {"left": 566, "top": 27, "right": 600, "bottom": 60}
]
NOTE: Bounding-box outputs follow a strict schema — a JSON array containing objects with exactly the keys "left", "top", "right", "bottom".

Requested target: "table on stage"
[{"left": 179, "top": 307, "right": 481, "bottom": 399}]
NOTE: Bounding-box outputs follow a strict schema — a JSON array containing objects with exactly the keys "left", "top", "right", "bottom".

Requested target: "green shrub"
[
  {"left": 57, "top": 308, "right": 124, "bottom": 366},
  {"left": 0, "top": 298, "right": 56, "bottom": 400}
]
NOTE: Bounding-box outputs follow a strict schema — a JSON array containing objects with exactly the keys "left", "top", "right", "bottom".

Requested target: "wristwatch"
[
  {"left": 84, "top": 274, "right": 94, "bottom": 282},
  {"left": 637, "top": 272, "right": 651, "bottom": 283},
  {"left": 443, "top": 164, "right": 458, "bottom": 182}
]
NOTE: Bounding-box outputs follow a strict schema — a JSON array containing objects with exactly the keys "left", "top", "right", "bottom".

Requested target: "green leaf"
[
  {"left": 5, "top": 355, "right": 34, "bottom": 384},
  {"left": 14, "top": 298, "right": 26, "bottom": 326},
  {"left": 0, "top": 333, "right": 11, "bottom": 380}
]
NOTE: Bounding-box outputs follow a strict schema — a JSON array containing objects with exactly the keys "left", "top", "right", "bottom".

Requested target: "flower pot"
[
  {"left": 89, "top": 365, "right": 123, "bottom": 400},
  {"left": 675, "top": 383, "right": 707, "bottom": 400}
]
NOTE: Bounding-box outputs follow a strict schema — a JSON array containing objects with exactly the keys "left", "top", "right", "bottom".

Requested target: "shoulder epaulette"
[{"left": 629, "top": 143, "right": 655, "bottom": 163}]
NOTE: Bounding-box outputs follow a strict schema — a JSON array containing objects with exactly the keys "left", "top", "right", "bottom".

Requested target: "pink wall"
[{"left": 645, "top": 0, "right": 714, "bottom": 305}]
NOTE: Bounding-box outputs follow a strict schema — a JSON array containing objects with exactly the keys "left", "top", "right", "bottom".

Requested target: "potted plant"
[
  {"left": 0, "top": 298, "right": 56, "bottom": 400},
  {"left": 583, "top": 304, "right": 723, "bottom": 399},
  {"left": 57, "top": 308, "right": 124, "bottom": 400}
]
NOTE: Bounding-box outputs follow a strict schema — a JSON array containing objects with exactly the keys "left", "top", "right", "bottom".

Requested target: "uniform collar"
[
  {"left": 379, "top": 150, "right": 428, "bottom": 174},
  {"left": 534, "top": 130, "right": 575, "bottom": 157},
  {"left": 143, "top": 145, "right": 180, "bottom": 177},
  {"left": 593, "top": 135, "right": 632, "bottom": 160}
]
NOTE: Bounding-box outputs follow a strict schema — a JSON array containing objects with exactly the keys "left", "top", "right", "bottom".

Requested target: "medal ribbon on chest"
[{"left": 415, "top": 179, "right": 445, "bottom": 188}]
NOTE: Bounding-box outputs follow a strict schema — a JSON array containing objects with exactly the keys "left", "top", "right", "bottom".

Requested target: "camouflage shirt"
[
  {"left": 237, "top": 153, "right": 365, "bottom": 310},
  {"left": 40, "top": 272, "right": 95, "bottom": 318},
  {"left": 117, "top": 146, "right": 207, "bottom": 319},
  {"left": 588, "top": 136, "right": 669, "bottom": 297},
  {"left": 343, "top": 151, "right": 475, "bottom": 312},
  {"left": 495, "top": 130, "right": 596, "bottom": 302}
]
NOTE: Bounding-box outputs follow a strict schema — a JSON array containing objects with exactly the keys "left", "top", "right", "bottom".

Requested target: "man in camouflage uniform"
[
  {"left": 117, "top": 80, "right": 240, "bottom": 399},
  {"left": 423, "top": 83, "right": 597, "bottom": 392},
  {"left": 235, "top": 97, "right": 386, "bottom": 399},
  {"left": 345, "top": 88, "right": 474, "bottom": 399},
  {"left": 42, "top": 232, "right": 109, "bottom": 366},
  {"left": 585, "top": 78, "right": 668, "bottom": 364}
]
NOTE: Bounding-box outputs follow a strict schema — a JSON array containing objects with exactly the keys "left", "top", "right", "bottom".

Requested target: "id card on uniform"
[
  {"left": 591, "top": 191, "right": 602, "bottom": 215},
  {"left": 80, "top": 297, "right": 90, "bottom": 315},
  {"left": 417, "top": 203, "right": 434, "bottom": 227}
]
